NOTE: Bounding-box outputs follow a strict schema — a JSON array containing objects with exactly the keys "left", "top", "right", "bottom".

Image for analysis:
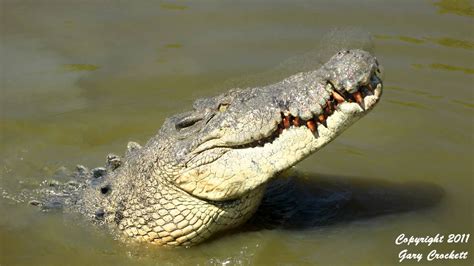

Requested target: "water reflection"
[
  {"left": 429, "top": 37, "right": 474, "bottom": 50},
  {"left": 412, "top": 63, "right": 474, "bottom": 74},
  {"left": 388, "top": 86, "right": 443, "bottom": 100},
  {"left": 63, "top": 64, "right": 100, "bottom": 72},
  {"left": 375, "top": 34, "right": 473, "bottom": 51},
  {"left": 429, "top": 63, "right": 474, "bottom": 74},
  {"left": 160, "top": 3, "right": 188, "bottom": 11},
  {"left": 247, "top": 173, "right": 444, "bottom": 230},
  {"left": 434, "top": 0, "right": 474, "bottom": 17},
  {"left": 386, "top": 99, "right": 428, "bottom": 109}
]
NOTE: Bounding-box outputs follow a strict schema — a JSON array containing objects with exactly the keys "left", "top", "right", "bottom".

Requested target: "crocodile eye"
[
  {"left": 175, "top": 116, "right": 202, "bottom": 130},
  {"left": 218, "top": 103, "right": 229, "bottom": 112}
]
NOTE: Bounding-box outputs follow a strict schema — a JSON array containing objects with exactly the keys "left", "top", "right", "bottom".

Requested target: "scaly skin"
[{"left": 57, "top": 49, "right": 383, "bottom": 246}]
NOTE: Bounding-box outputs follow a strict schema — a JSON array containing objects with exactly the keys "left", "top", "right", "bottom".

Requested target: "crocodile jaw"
[
  {"left": 269, "top": 81, "right": 383, "bottom": 167},
  {"left": 177, "top": 80, "right": 382, "bottom": 201}
]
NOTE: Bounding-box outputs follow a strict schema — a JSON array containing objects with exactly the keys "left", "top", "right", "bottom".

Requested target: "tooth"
[
  {"left": 353, "top": 91, "right": 363, "bottom": 104},
  {"left": 325, "top": 101, "right": 334, "bottom": 114},
  {"left": 367, "top": 83, "right": 374, "bottom": 91},
  {"left": 332, "top": 91, "right": 345, "bottom": 103},
  {"left": 352, "top": 91, "right": 365, "bottom": 110},
  {"left": 283, "top": 116, "right": 290, "bottom": 129},
  {"left": 318, "top": 114, "right": 325, "bottom": 122},
  {"left": 317, "top": 115, "right": 327, "bottom": 128},
  {"left": 292, "top": 116, "right": 300, "bottom": 126},
  {"left": 306, "top": 120, "right": 317, "bottom": 133},
  {"left": 318, "top": 114, "right": 328, "bottom": 123},
  {"left": 329, "top": 101, "right": 335, "bottom": 113}
]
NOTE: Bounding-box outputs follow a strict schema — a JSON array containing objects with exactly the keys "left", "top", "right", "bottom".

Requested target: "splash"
[{"left": 220, "top": 28, "right": 375, "bottom": 89}]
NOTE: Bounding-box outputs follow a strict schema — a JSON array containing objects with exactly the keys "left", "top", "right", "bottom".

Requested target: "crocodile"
[{"left": 37, "top": 49, "right": 383, "bottom": 246}]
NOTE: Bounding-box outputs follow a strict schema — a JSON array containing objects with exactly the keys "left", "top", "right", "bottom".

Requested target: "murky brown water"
[{"left": 1, "top": 1, "right": 473, "bottom": 265}]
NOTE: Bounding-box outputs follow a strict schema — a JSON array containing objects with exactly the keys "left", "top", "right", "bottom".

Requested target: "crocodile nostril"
[{"left": 100, "top": 185, "right": 111, "bottom": 195}]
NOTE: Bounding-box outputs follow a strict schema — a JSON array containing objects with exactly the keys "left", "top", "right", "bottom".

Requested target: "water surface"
[{"left": 1, "top": 1, "right": 473, "bottom": 265}]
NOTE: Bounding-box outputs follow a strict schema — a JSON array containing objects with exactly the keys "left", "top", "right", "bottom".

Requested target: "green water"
[{"left": 0, "top": 1, "right": 473, "bottom": 265}]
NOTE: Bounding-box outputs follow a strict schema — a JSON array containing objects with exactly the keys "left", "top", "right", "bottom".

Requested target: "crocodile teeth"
[
  {"left": 318, "top": 114, "right": 326, "bottom": 123},
  {"left": 306, "top": 120, "right": 317, "bottom": 132},
  {"left": 352, "top": 91, "right": 364, "bottom": 110},
  {"left": 264, "top": 83, "right": 372, "bottom": 145},
  {"left": 283, "top": 116, "right": 291, "bottom": 129},
  {"left": 353, "top": 91, "right": 363, "bottom": 104},
  {"left": 317, "top": 114, "right": 327, "bottom": 128},
  {"left": 292, "top": 116, "right": 300, "bottom": 126},
  {"left": 263, "top": 76, "right": 380, "bottom": 147},
  {"left": 325, "top": 100, "right": 334, "bottom": 114},
  {"left": 367, "top": 82, "right": 374, "bottom": 91},
  {"left": 332, "top": 91, "right": 345, "bottom": 103}
]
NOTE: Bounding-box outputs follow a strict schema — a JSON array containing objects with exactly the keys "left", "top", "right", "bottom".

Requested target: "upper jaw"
[
  {"left": 200, "top": 73, "right": 383, "bottom": 154},
  {"left": 187, "top": 71, "right": 383, "bottom": 158},
  {"left": 275, "top": 70, "right": 383, "bottom": 134},
  {"left": 329, "top": 71, "right": 383, "bottom": 112},
  {"left": 185, "top": 50, "right": 383, "bottom": 161}
]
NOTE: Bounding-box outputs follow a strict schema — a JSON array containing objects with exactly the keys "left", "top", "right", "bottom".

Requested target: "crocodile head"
[{"left": 152, "top": 49, "right": 382, "bottom": 202}]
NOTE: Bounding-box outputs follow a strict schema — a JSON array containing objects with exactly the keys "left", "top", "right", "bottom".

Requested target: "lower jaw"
[
  {"left": 234, "top": 107, "right": 366, "bottom": 168},
  {"left": 268, "top": 95, "right": 377, "bottom": 158},
  {"left": 230, "top": 84, "right": 382, "bottom": 156}
]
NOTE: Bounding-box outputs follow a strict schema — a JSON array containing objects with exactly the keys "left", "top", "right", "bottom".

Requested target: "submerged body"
[{"left": 43, "top": 50, "right": 383, "bottom": 246}]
